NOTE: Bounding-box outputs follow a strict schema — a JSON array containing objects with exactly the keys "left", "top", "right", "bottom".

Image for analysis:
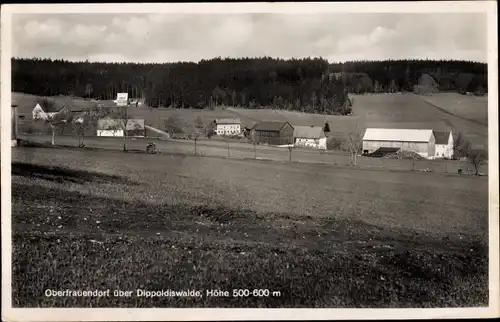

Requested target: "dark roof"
[
  {"left": 246, "top": 122, "right": 258, "bottom": 130},
  {"left": 215, "top": 118, "right": 240, "bottom": 124},
  {"left": 253, "top": 121, "right": 293, "bottom": 132},
  {"left": 294, "top": 125, "right": 326, "bottom": 139},
  {"left": 368, "top": 147, "right": 400, "bottom": 157},
  {"left": 433, "top": 131, "right": 451, "bottom": 145},
  {"left": 377, "top": 147, "right": 401, "bottom": 153}
]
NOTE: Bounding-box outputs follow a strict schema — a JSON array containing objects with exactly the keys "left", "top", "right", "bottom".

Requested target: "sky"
[{"left": 10, "top": 13, "right": 488, "bottom": 63}]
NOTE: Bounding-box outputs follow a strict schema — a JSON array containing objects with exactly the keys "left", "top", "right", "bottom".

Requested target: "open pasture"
[
  {"left": 12, "top": 92, "right": 97, "bottom": 114},
  {"left": 11, "top": 147, "right": 488, "bottom": 308},
  {"left": 422, "top": 93, "right": 488, "bottom": 126}
]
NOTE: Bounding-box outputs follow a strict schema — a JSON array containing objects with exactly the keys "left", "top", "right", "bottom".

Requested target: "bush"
[{"left": 327, "top": 137, "right": 343, "bottom": 150}]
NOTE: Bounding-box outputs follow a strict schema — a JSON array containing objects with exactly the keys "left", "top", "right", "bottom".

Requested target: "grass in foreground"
[{"left": 11, "top": 153, "right": 489, "bottom": 308}]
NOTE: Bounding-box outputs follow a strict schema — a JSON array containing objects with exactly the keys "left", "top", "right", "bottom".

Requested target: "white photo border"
[{"left": 1, "top": 2, "right": 498, "bottom": 321}]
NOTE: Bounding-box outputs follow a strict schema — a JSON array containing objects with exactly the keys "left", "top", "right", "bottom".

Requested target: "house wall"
[
  {"left": 216, "top": 124, "right": 241, "bottom": 136},
  {"left": 280, "top": 123, "right": 294, "bottom": 145},
  {"left": 255, "top": 130, "right": 293, "bottom": 145},
  {"left": 97, "top": 130, "right": 124, "bottom": 137},
  {"left": 253, "top": 123, "right": 294, "bottom": 145},
  {"left": 435, "top": 144, "right": 449, "bottom": 158},
  {"left": 434, "top": 136, "right": 453, "bottom": 158},
  {"left": 254, "top": 130, "right": 280, "bottom": 145},
  {"left": 295, "top": 137, "right": 327, "bottom": 150},
  {"left": 428, "top": 134, "right": 436, "bottom": 158},
  {"left": 363, "top": 140, "right": 432, "bottom": 158}
]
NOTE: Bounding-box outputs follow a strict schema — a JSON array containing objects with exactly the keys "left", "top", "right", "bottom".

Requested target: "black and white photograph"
[{"left": 1, "top": 2, "right": 498, "bottom": 321}]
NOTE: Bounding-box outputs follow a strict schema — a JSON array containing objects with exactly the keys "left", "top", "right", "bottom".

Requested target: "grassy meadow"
[{"left": 11, "top": 146, "right": 488, "bottom": 308}]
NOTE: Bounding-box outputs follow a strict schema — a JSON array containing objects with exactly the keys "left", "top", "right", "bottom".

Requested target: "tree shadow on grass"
[{"left": 11, "top": 162, "right": 138, "bottom": 185}]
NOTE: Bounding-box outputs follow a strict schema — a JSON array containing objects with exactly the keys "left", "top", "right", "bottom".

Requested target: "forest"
[{"left": 11, "top": 57, "right": 488, "bottom": 114}]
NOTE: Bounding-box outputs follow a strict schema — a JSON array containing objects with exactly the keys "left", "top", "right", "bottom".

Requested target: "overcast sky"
[{"left": 11, "top": 13, "right": 487, "bottom": 63}]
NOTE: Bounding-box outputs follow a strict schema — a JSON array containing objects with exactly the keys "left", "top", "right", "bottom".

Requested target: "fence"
[{"left": 18, "top": 132, "right": 489, "bottom": 177}]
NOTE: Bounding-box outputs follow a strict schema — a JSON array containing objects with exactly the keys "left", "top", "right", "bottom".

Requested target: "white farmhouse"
[
  {"left": 433, "top": 130, "right": 454, "bottom": 159},
  {"left": 97, "top": 118, "right": 145, "bottom": 137},
  {"left": 294, "top": 125, "right": 327, "bottom": 150},
  {"left": 215, "top": 118, "right": 241, "bottom": 136},
  {"left": 362, "top": 128, "right": 436, "bottom": 159}
]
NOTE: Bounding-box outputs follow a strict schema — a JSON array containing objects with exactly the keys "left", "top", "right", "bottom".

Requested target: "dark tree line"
[
  {"left": 12, "top": 57, "right": 487, "bottom": 114},
  {"left": 330, "top": 59, "right": 487, "bottom": 94}
]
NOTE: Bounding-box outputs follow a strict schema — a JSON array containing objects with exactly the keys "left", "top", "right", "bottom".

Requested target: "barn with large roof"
[{"left": 362, "top": 128, "right": 436, "bottom": 159}]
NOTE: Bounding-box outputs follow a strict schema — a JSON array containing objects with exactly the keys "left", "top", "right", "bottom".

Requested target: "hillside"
[
  {"left": 13, "top": 91, "right": 488, "bottom": 148},
  {"left": 229, "top": 93, "right": 488, "bottom": 145}
]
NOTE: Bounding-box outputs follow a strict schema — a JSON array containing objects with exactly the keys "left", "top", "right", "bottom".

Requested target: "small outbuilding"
[{"left": 293, "top": 125, "right": 327, "bottom": 150}]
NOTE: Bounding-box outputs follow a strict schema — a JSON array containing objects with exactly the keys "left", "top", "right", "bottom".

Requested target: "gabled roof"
[
  {"left": 433, "top": 131, "right": 452, "bottom": 145},
  {"left": 294, "top": 125, "right": 326, "bottom": 139},
  {"left": 363, "top": 128, "right": 434, "bottom": 142},
  {"left": 246, "top": 122, "right": 258, "bottom": 130},
  {"left": 215, "top": 118, "right": 240, "bottom": 125},
  {"left": 253, "top": 121, "right": 293, "bottom": 132}
]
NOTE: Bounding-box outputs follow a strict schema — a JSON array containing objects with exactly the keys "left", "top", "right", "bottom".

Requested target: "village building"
[
  {"left": 362, "top": 128, "right": 436, "bottom": 159},
  {"left": 251, "top": 121, "right": 294, "bottom": 146},
  {"left": 214, "top": 118, "right": 241, "bottom": 136},
  {"left": 433, "top": 130, "right": 454, "bottom": 159},
  {"left": 293, "top": 125, "right": 327, "bottom": 150},
  {"left": 97, "top": 118, "right": 145, "bottom": 137}
]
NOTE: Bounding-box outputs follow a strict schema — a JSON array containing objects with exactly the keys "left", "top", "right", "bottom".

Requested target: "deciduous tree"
[
  {"left": 346, "top": 130, "right": 363, "bottom": 166},
  {"left": 453, "top": 132, "right": 488, "bottom": 175}
]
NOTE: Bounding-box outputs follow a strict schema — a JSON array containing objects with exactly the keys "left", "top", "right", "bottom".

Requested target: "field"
[
  {"left": 13, "top": 92, "right": 488, "bottom": 147},
  {"left": 11, "top": 146, "right": 488, "bottom": 308},
  {"left": 16, "top": 134, "right": 489, "bottom": 175}
]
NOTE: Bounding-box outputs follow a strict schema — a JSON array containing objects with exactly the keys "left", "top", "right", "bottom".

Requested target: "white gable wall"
[
  {"left": 97, "top": 130, "right": 124, "bottom": 137},
  {"left": 295, "top": 137, "right": 327, "bottom": 150},
  {"left": 216, "top": 123, "right": 241, "bottom": 136},
  {"left": 434, "top": 133, "right": 454, "bottom": 158}
]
